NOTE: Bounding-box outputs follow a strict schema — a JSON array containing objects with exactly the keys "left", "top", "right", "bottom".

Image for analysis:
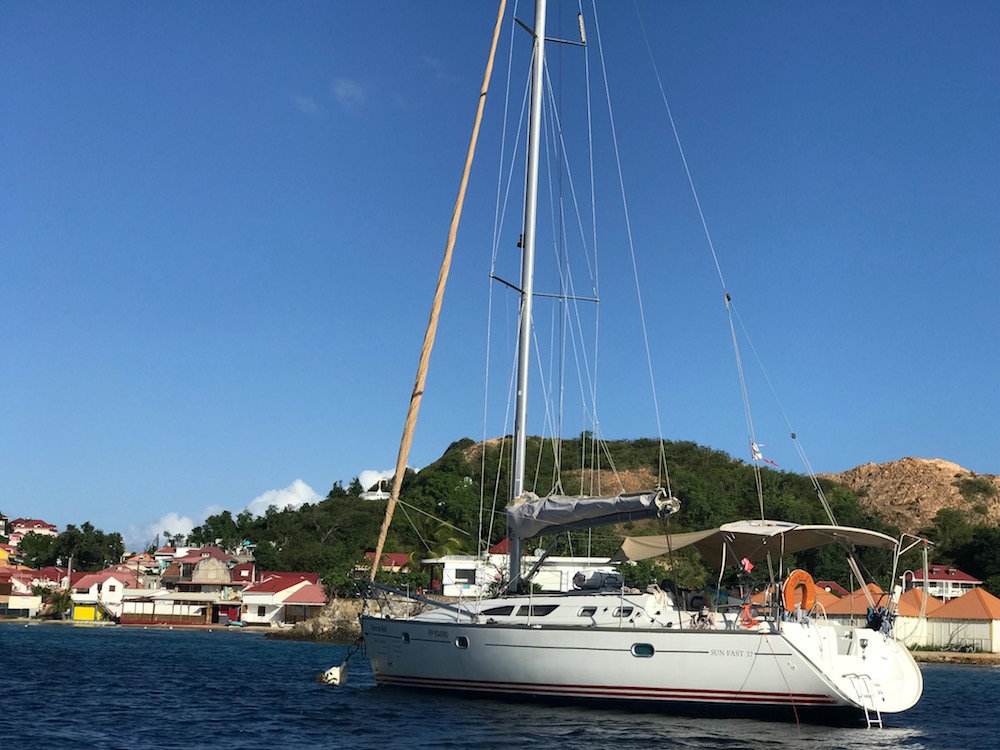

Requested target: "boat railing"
[{"left": 365, "top": 582, "right": 479, "bottom": 622}]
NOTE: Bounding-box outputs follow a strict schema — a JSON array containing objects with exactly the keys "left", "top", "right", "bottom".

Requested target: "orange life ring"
[{"left": 782, "top": 569, "right": 816, "bottom": 612}]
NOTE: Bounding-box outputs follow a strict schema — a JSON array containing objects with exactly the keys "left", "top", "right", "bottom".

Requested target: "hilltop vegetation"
[
  {"left": 10, "top": 439, "right": 997, "bottom": 597},
  {"left": 185, "top": 437, "right": 940, "bottom": 595}
]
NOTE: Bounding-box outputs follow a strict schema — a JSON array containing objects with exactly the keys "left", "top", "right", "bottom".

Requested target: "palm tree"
[{"left": 32, "top": 585, "right": 73, "bottom": 619}]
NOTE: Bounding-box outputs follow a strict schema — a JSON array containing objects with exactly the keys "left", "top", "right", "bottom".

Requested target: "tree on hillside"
[
  {"left": 188, "top": 510, "right": 250, "bottom": 550},
  {"left": 53, "top": 523, "right": 125, "bottom": 572},
  {"left": 18, "top": 532, "right": 59, "bottom": 568}
]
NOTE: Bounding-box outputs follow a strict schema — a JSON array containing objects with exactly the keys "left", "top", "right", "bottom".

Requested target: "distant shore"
[{"left": 910, "top": 650, "right": 1000, "bottom": 666}]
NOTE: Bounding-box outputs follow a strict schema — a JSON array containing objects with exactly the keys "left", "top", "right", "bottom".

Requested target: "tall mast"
[{"left": 508, "top": 0, "right": 546, "bottom": 590}]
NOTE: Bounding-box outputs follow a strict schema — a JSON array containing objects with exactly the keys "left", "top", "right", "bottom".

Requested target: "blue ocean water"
[{"left": 0, "top": 623, "right": 992, "bottom": 750}]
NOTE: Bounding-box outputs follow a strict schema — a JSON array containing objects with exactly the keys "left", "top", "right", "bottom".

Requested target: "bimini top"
[
  {"left": 612, "top": 519, "right": 898, "bottom": 567},
  {"left": 506, "top": 488, "right": 680, "bottom": 540}
]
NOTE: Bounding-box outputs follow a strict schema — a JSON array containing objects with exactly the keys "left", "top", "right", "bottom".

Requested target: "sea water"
[{"left": 1, "top": 623, "right": 992, "bottom": 750}]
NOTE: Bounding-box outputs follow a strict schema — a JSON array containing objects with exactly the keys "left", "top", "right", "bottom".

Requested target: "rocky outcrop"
[
  {"left": 264, "top": 595, "right": 444, "bottom": 643},
  {"left": 822, "top": 457, "right": 1000, "bottom": 535},
  {"left": 265, "top": 599, "right": 363, "bottom": 643}
]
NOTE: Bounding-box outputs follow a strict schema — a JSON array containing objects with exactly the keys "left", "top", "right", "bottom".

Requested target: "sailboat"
[{"left": 358, "top": 0, "right": 923, "bottom": 725}]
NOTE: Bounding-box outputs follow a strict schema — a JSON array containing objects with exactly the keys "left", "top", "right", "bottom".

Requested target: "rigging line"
[
  {"left": 581, "top": 1, "right": 601, "bottom": 474},
  {"left": 637, "top": 4, "right": 766, "bottom": 510},
  {"left": 728, "top": 301, "right": 838, "bottom": 525},
  {"left": 484, "top": 7, "right": 528, "bottom": 553},
  {"left": 396, "top": 505, "right": 431, "bottom": 557},
  {"left": 369, "top": 0, "right": 507, "bottom": 583},
  {"left": 726, "top": 295, "right": 766, "bottom": 520},
  {"left": 396, "top": 499, "right": 474, "bottom": 537},
  {"left": 529, "top": 79, "right": 607, "bottom": 499},
  {"left": 590, "top": 0, "right": 668, "bottom": 450},
  {"left": 481, "top": 7, "right": 522, "bottom": 553},
  {"left": 635, "top": 3, "right": 728, "bottom": 294},
  {"left": 490, "top": 59, "right": 532, "bottom": 276}
]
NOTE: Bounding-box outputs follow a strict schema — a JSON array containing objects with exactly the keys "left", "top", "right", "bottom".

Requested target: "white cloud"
[
  {"left": 246, "top": 479, "right": 321, "bottom": 517},
  {"left": 358, "top": 468, "right": 394, "bottom": 493},
  {"left": 332, "top": 78, "right": 366, "bottom": 111},
  {"left": 126, "top": 512, "right": 196, "bottom": 551}
]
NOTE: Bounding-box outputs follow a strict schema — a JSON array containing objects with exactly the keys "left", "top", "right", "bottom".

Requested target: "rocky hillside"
[{"left": 822, "top": 458, "right": 1000, "bottom": 535}]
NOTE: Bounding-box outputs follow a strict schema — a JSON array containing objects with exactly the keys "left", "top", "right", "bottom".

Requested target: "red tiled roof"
[
  {"left": 244, "top": 573, "right": 315, "bottom": 594},
  {"left": 815, "top": 580, "right": 849, "bottom": 597},
  {"left": 364, "top": 552, "right": 410, "bottom": 568},
  {"left": 489, "top": 539, "right": 510, "bottom": 554},
  {"left": 174, "top": 546, "right": 236, "bottom": 564},
  {"left": 283, "top": 583, "right": 327, "bottom": 605},
  {"left": 35, "top": 566, "right": 67, "bottom": 583},
  {"left": 260, "top": 571, "right": 319, "bottom": 584},
  {"left": 232, "top": 563, "right": 256, "bottom": 581},
  {"left": 910, "top": 565, "right": 982, "bottom": 584},
  {"left": 73, "top": 570, "right": 138, "bottom": 591},
  {"left": 11, "top": 518, "right": 57, "bottom": 530},
  {"left": 928, "top": 587, "right": 1000, "bottom": 620}
]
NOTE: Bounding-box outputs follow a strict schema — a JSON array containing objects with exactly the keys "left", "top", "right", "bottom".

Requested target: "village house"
[
  {"left": 363, "top": 551, "right": 411, "bottom": 574},
  {"left": 70, "top": 569, "right": 140, "bottom": 622},
  {"left": 116, "top": 545, "right": 252, "bottom": 625},
  {"left": 902, "top": 564, "right": 981, "bottom": 601},
  {"left": 422, "top": 540, "right": 616, "bottom": 598},
  {"left": 7, "top": 518, "right": 58, "bottom": 547},
  {"left": 240, "top": 572, "right": 327, "bottom": 626}
]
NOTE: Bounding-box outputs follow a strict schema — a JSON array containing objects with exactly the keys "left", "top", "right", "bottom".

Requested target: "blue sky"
[{"left": 2, "top": 2, "right": 997, "bottom": 551}]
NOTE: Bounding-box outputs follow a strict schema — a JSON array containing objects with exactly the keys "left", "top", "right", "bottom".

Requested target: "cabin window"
[
  {"left": 578, "top": 607, "right": 598, "bottom": 617},
  {"left": 632, "top": 643, "right": 655, "bottom": 658},
  {"left": 402, "top": 632, "right": 411, "bottom": 644},
  {"left": 455, "top": 636, "right": 469, "bottom": 649},
  {"left": 454, "top": 569, "right": 477, "bottom": 585},
  {"left": 482, "top": 605, "right": 514, "bottom": 616},
  {"left": 612, "top": 607, "right": 634, "bottom": 618},
  {"left": 515, "top": 604, "right": 558, "bottom": 617}
]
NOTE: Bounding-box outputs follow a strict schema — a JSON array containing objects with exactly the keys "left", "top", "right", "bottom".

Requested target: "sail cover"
[
  {"left": 612, "top": 519, "right": 898, "bottom": 566},
  {"left": 506, "top": 488, "right": 679, "bottom": 540}
]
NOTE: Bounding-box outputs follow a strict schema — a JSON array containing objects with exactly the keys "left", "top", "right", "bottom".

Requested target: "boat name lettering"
[
  {"left": 709, "top": 649, "right": 754, "bottom": 658},
  {"left": 369, "top": 622, "right": 389, "bottom": 634},
  {"left": 427, "top": 628, "right": 449, "bottom": 640}
]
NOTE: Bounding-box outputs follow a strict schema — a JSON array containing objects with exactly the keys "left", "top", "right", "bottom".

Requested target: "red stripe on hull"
[{"left": 376, "top": 675, "right": 841, "bottom": 706}]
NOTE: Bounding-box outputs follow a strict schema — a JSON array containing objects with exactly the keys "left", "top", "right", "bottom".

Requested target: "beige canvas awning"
[{"left": 613, "top": 519, "right": 898, "bottom": 567}]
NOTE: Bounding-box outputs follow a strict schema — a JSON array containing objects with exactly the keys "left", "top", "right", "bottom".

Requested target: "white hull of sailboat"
[{"left": 361, "top": 604, "right": 921, "bottom": 723}]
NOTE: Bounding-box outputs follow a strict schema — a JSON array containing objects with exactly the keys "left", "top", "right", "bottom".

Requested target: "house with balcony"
[
  {"left": 902, "top": 565, "right": 981, "bottom": 602},
  {"left": 8, "top": 518, "right": 58, "bottom": 546}
]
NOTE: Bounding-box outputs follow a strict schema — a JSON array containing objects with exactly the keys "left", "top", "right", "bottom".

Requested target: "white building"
[
  {"left": 902, "top": 565, "right": 981, "bottom": 602},
  {"left": 422, "top": 552, "right": 616, "bottom": 598}
]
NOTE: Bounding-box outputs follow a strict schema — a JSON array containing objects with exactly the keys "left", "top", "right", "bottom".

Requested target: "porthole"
[
  {"left": 632, "top": 643, "right": 655, "bottom": 658},
  {"left": 612, "top": 607, "right": 634, "bottom": 618},
  {"left": 402, "top": 632, "right": 410, "bottom": 644},
  {"left": 455, "top": 635, "right": 470, "bottom": 649},
  {"left": 578, "top": 606, "right": 598, "bottom": 617}
]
